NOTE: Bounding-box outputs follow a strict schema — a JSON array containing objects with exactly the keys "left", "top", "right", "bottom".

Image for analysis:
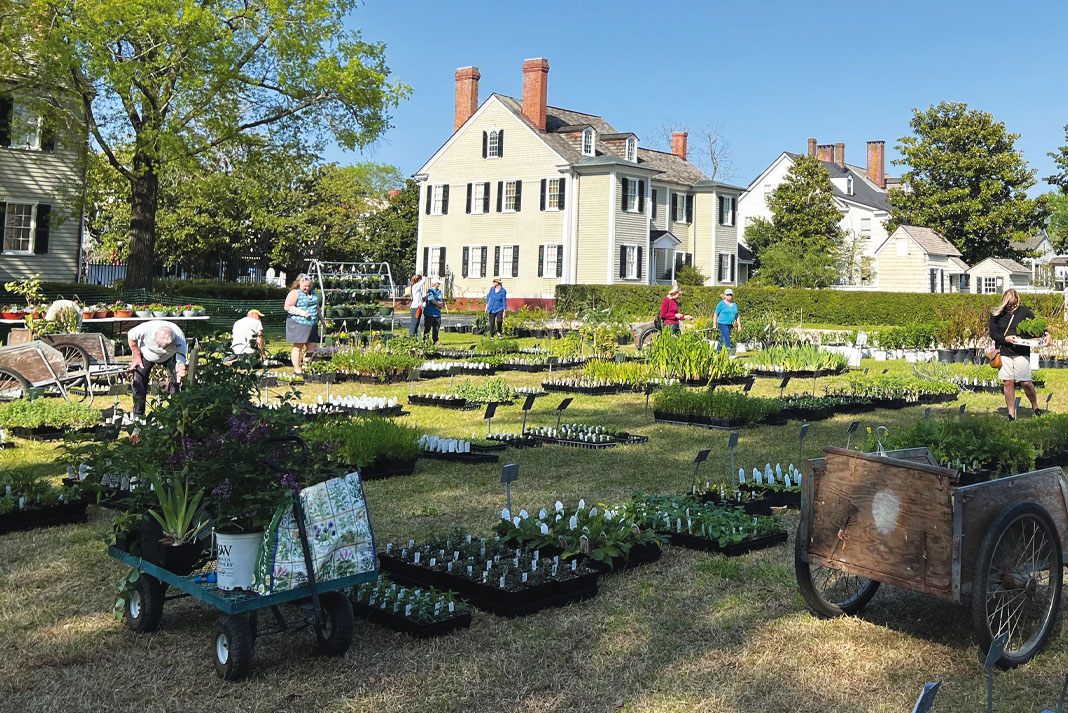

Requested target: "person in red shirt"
[{"left": 659, "top": 287, "right": 692, "bottom": 335}]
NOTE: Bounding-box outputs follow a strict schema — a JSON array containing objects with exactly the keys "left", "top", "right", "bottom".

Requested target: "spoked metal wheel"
[
  {"left": 0, "top": 367, "right": 30, "bottom": 401},
  {"left": 795, "top": 525, "right": 881, "bottom": 617},
  {"left": 637, "top": 327, "right": 661, "bottom": 351},
  {"left": 50, "top": 342, "right": 91, "bottom": 374},
  {"left": 972, "top": 502, "right": 1063, "bottom": 669}
]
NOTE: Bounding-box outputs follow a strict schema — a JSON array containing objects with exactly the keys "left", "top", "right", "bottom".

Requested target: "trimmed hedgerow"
[{"left": 555, "top": 285, "right": 1065, "bottom": 327}]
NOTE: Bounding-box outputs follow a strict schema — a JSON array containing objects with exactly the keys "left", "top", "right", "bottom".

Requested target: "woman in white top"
[{"left": 408, "top": 274, "right": 426, "bottom": 337}]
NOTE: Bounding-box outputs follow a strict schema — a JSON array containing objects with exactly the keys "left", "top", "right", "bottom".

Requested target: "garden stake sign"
[
  {"left": 958, "top": 404, "right": 967, "bottom": 416},
  {"left": 547, "top": 356, "right": 559, "bottom": 375},
  {"left": 910, "top": 681, "right": 941, "bottom": 713},
  {"left": 845, "top": 421, "right": 860, "bottom": 450},
  {"left": 500, "top": 464, "right": 519, "bottom": 511},
  {"left": 1047, "top": 392, "right": 1054, "bottom": 409},
  {"left": 555, "top": 397, "right": 573, "bottom": 430},
  {"left": 448, "top": 365, "right": 462, "bottom": 391},
  {"left": 985, "top": 633, "right": 1008, "bottom": 713},
  {"left": 484, "top": 403, "right": 497, "bottom": 438},
  {"left": 408, "top": 367, "right": 421, "bottom": 396},
  {"left": 875, "top": 425, "right": 889, "bottom": 456},
  {"left": 691, "top": 449, "right": 711, "bottom": 495},
  {"left": 811, "top": 368, "right": 821, "bottom": 397},
  {"left": 521, "top": 394, "right": 536, "bottom": 432},
  {"left": 924, "top": 407, "right": 932, "bottom": 420},
  {"left": 778, "top": 375, "right": 790, "bottom": 399},
  {"left": 728, "top": 431, "right": 740, "bottom": 486},
  {"left": 798, "top": 423, "right": 809, "bottom": 465},
  {"left": 743, "top": 377, "right": 755, "bottom": 393},
  {"left": 615, "top": 353, "right": 625, "bottom": 364},
  {"left": 1014, "top": 396, "right": 1021, "bottom": 414}
]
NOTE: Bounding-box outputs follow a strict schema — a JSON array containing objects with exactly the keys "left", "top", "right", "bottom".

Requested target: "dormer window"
[
  {"left": 625, "top": 137, "right": 637, "bottom": 163},
  {"left": 845, "top": 175, "right": 854, "bottom": 195},
  {"left": 582, "top": 128, "right": 595, "bottom": 157}
]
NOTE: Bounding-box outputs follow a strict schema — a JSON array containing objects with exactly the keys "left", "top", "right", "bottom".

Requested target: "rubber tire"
[
  {"left": 0, "top": 366, "right": 30, "bottom": 401},
  {"left": 971, "top": 502, "right": 1063, "bottom": 669},
  {"left": 51, "top": 341, "right": 91, "bottom": 374},
  {"left": 125, "top": 575, "right": 164, "bottom": 633},
  {"left": 213, "top": 615, "right": 254, "bottom": 681},
  {"left": 315, "top": 592, "right": 355, "bottom": 656},
  {"left": 637, "top": 327, "right": 660, "bottom": 351},
  {"left": 794, "top": 524, "right": 881, "bottom": 617}
]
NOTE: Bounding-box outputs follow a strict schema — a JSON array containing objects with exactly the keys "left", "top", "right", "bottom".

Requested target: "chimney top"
[
  {"left": 671, "top": 132, "right": 688, "bottom": 162},
  {"left": 521, "top": 58, "right": 550, "bottom": 131},
  {"left": 453, "top": 65, "right": 481, "bottom": 132},
  {"left": 808, "top": 138, "right": 817, "bottom": 157},
  {"left": 834, "top": 142, "right": 845, "bottom": 168}
]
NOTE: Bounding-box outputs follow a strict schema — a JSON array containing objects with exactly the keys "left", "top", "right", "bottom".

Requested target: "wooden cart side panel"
[
  {"left": 0, "top": 342, "right": 70, "bottom": 385},
  {"left": 808, "top": 449, "right": 956, "bottom": 598},
  {"left": 957, "top": 468, "right": 1068, "bottom": 596},
  {"left": 43, "top": 333, "right": 112, "bottom": 364}
]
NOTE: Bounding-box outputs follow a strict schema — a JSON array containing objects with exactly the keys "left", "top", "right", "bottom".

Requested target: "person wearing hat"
[
  {"left": 423, "top": 278, "right": 445, "bottom": 345},
  {"left": 231, "top": 309, "right": 265, "bottom": 359},
  {"left": 714, "top": 288, "right": 740, "bottom": 352},
  {"left": 284, "top": 274, "right": 320, "bottom": 376},
  {"left": 485, "top": 277, "right": 508, "bottom": 338},
  {"left": 658, "top": 286, "right": 692, "bottom": 336}
]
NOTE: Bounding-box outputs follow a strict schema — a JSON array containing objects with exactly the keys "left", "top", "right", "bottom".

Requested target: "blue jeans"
[
  {"left": 718, "top": 323, "right": 732, "bottom": 351},
  {"left": 408, "top": 307, "right": 421, "bottom": 336}
]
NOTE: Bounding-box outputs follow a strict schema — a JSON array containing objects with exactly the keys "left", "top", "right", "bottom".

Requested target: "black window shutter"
[
  {"left": 497, "top": 182, "right": 503, "bottom": 212},
  {"left": 33, "top": 204, "right": 50, "bottom": 254},
  {"left": 462, "top": 246, "right": 469, "bottom": 277},
  {"left": 538, "top": 245, "right": 545, "bottom": 277},
  {"left": 465, "top": 183, "right": 472, "bottom": 214},
  {"left": 556, "top": 246, "right": 563, "bottom": 277},
  {"left": 651, "top": 190, "right": 658, "bottom": 221},
  {"left": 512, "top": 246, "right": 519, "bottom": 277},
  {"left": 540, "top": 179, "right": 546, "bottom": 211},
  {"left": 41, "top": 121, "right": 56, "bottom": 152},
  {"left": 0, "top": 203, "right": 6, "bottom": 254},
  {"left": 729, "top": 254, "right": 736, "bottom": 283},
  {"left": 514, "top": 181, "right": 522, "bottom": 211},
  {"left": 494, "top": 246, "right": 501, "bottom": 275},
  {"left": 498, "top": 129, "right": 504, "bottom": 157},
  {"left": 482, "top": 131, "right": 488, "bottom": 159},
  {"left": 685, "top": 195, "right": 693, "bottom": 223},
  {"left": 619, "top": 246, "right": 627, "bottom": 279},
  {"left": 558, "top": 178, "right": 566, "bottom": 207},
  {"left": 425, "top": 185, "right": 432, "bottom": 215},
  {"left": 686, "top": 253, "right": 693, "bottom": 266},
  {"left": 621, "top": 178, "right": 629, "bottom": 210},
  {"left": 717, "top": 254, "right": 724, "bottom": 282},
  {"left": 480, "top": 246, "right": 488, "bottom": 277},
  {"left": 637, "top": 246, "right": 644, "bottom": 280},
  {"left": 482, "top": 183, "right": 490, "bottom": 214},
  {"left": 423, "top": 246, "right": 429, "bottom": 274},
  {"left": 441, "top": 185, "right": 449, "bottom": 215},
  {"left": 438, "top": 247, "right": 446, "bottom": 278},
  {"left": 638, "top": 180, "right": 645, "bottom": 213},
  {"left": 0, "top": 95, "right": 11, "bottom": 147},
  {"left": 671, "top": 195, "right": 677, "bottom": 222},
  {"left": 929, "top": 270, "right": 936, "bottom": 293}
]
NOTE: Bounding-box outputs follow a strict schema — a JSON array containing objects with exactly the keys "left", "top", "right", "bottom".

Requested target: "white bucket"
[{"left": 214, "top": 531, "right": 262, "bottom": 591}]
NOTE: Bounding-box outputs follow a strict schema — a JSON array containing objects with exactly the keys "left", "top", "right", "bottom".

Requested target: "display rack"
[{"left": 304, "top": 260, "right": 397, "bottom": 334}]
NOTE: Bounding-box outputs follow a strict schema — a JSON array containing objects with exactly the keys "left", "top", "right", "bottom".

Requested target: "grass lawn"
[{"left": 2, "top": 343, "right": 1066, "bottom": 712}]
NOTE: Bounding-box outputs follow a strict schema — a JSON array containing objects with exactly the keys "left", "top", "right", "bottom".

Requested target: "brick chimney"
[
  {"left": 834, "top": 142, "right": 845, "bottom": 168},
  {"left": 522, "top": 58, "right": 549, "bottom": 131},
  {"left": 816, "top": 144, "right": 834, "bottom": 162},
  {"left": 808, "top": 138, "right": 817, "bottom": 157},
  {"left": 866, "top": 140, "right": 885, "bottom": 189},
  {"left": 672, "top": 132, "right": 688, "bottom": 162},
  {"left": 454, "top": 66, "right": 480, "bottom": 132}
]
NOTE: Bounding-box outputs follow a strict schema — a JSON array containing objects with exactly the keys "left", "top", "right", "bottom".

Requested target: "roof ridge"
[{"left": 496, "top": 94, "right": 606, "bottom": 119}]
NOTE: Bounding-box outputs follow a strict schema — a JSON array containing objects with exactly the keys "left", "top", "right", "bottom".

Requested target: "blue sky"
[{"left": 329, "top": 0, "right": 1068, "bottom": 193}]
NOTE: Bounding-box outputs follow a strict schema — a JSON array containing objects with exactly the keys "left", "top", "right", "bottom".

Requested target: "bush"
[
  {"left": 0, "top": 399, "right": 102, "bottom": 430},
  {"left": 140, "top": 280, "right": 290, "bottom": 301},
  {"left": 555, "top": 285, "right": 1065, "bottom": 327},
  {"left": 674, "top": 264, "right": 707, "bottom": 287}
]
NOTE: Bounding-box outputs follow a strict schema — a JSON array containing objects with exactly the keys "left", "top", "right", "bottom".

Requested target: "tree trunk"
[{"left": 124, "top": 152, "right": 160, "bottom": 290}]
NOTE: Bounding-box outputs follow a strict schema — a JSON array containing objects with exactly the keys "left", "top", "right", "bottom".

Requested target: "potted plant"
[
  {"left": 111, "top": 302, "right": 134, "bottom": 319},
  {"left": 0, "top": 304, "right": 20, "bottom": 320},
  {"left": 151, "top": 303, "right": 168, "bottom": 317},
  {"left": 134, "top": 304, "right": 153, "bottom": 318},
  {"left": 142, "top": 470, "right": 209, "bottom": 575}
]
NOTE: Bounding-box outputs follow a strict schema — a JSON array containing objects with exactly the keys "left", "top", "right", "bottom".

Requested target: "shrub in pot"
[{"left": 142, "top": 470, "right": 210, "bottom": 575}]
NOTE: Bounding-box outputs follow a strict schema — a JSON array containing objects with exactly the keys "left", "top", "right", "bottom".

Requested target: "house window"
[
  {"left": 431, "top": 185, "right": 448, "bottom": 215},
  {"left": 623, "top": 178, "right": 639, "bottom": 213},
  {"left": 3, "top": 203, "right": 34, "bottom": 253},
  {"left": 472, "top": 182, "right": 487, "bottom": 214},
  {"left": 896, "top": 238, "right": 908, "bottom": 257},
  {"left": 717, "top": 253, "right": 733, "bottom": 282},
  {"left": 501, "top": 245, "right": 517, "bottom": 276},
  {"left": 487, "top": 130, "right": 501, "bottom": 159},
  {"left": 10, "top": 102, "right": 41, "bottom": 150},
  {"left": 845, "top": 176, "right": 854, "bottom": 195},
  {"left": 582, "top": 128, "right": 595, "bottom": 156},
  {"left": 467, "top": 246, "right": 484, "bottom": 278},
  {"left": 982, "top": 276, "right": 999, "bottom": 294},
  {"left": 623, "top": 245, "right": 638, "bottom": 279},
  {"left": 675, "top": 194, "right": 688, "bottom": 224},
  {"left": 763, "top": 183, "right": 772, "bottom": 201},
  {"left": 719, "top": 195, "right": 736, "bottom": 226},
  {"left": 541, "top": 243, "right": 562, "bottom": 278},
  {"left": 503, "top": 181, "right": 517, "bottom": 212},
  {"left": 625, "top": 137, "right": 637, "bottom": 162},
  {"left": 547, "top": 179, "right": 561, "bottom": 210},
  {"left": 860, "top": 217, "right": 871, "bottom": 237},
  {"left": 427, "top": 246, "right": 444, "bottom": 278}
]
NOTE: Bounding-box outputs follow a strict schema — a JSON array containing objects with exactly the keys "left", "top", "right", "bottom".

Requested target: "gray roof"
[
  {"left": 987, "top": 257, "right": 1030, "bottom": 274},
  {"left": 650, "top": 229, "right": 681, "bottom": 245},
  {"left": 494, "top": 94, "right": 707, "bottom": 186},
  {"left": 737, "top": 244, "right": 754, "bottom": 263},
  {"left": 949, "top": 256, "right": 970, "bottom": 272},
  {"left": 784, "top": 153, "right": 892, "bottom": 211},
  {"left": 695, "top": 178, "right": 746, "bottom": 191},
  {"left": 1015, "top": 230, "right": 1050, "bottom": 252},
  {"left": 899, "top": 225, "right": 962, "bottom": 257}
]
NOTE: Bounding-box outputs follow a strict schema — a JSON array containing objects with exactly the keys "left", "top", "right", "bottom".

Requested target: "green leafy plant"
[
  {"left": 0, "top": 399, "right": 102, "bottom": 430},
  {"left": 143, "top": 470, "right": 208, "bottom": 546},
  {"left": 627, "top": 493, "right": 784, "bottom": 546},
  {"left": 1017, "top": 317, "right": 1048, "bottom": 339},
  {"left": 303, "top": 416, "right": 419, "bottom": 467}
]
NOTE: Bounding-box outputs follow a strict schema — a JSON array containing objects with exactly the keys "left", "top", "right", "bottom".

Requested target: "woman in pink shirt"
[{"left": 659, "top": 287, "right": 692, "bottom": 335}]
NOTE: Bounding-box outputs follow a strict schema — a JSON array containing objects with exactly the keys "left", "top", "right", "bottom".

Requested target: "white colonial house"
[{"left": 414, "top": 58, "right": 744, "bottom": 307}]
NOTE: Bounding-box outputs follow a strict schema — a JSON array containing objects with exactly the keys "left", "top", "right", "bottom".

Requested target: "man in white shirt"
[
  {"left": 231, "top": 309, "right": 265, "bottom": 358},
  {"left": 127, "top": 320, "right": 187, "bottom": 417}
]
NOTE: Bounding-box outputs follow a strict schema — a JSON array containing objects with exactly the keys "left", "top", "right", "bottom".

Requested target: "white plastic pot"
[{"left": 214, "top": 531, "right": 263, "bottom": 591}]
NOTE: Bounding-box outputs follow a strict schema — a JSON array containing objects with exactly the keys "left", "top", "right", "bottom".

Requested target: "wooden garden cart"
[
  {"left": 7, "top": 329, "right": 129, "bottom": 376},
  {"left": 0, "top": 341, "right": 95, "bottom": 403},
  {"left": 795, "top": 446, "right": 1068, "bottom": 669}
]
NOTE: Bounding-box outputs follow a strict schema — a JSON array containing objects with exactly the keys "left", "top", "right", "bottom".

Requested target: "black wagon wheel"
[
  {"left": 315, "top": 592, "right": 355, "bottom": 656},
  {"left": 213, "top": 614, "right": 254, "bottom": 681},
  {"left": 794, "top": 524, "right": 881, "bottom": 617},
  {"left": 971, "top": 502, "right": 1063, "bottom": 669},
  {"left": 125, "top": 574, "right": 164, "bottom": 633},
  {"left": 637, "top": 327, "right": 661, "bottom": 351},
  {"left": 50, "top": 341, "right": 91, "bottom": 375},
  {"left": 0, "top": 367, "right": 30, "bottom": 401}
]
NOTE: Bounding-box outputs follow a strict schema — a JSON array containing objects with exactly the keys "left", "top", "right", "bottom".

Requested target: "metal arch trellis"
[{"left": 304, "top": 260, "right": 398, "bottom": 333}]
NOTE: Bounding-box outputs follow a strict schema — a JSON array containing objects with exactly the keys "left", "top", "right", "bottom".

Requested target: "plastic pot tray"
[
  {"left": 0, "top": 500, "right": 89, "bottom": 534},
  {"left": 352, "top": 601, "right": 473, "bottom": 639},
  {"left": 665, "top": 530, "right": 788, "bottom": 556}
]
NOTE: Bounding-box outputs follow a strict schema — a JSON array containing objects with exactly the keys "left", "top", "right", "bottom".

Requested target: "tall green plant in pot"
[{"left": 143, "top": 470, "right": 210, "bottom": 575}]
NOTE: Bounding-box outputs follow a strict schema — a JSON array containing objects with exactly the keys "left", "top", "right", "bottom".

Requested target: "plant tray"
[
  {"left": 303, "top": 371, "right": 338, "bottom": 383},
  {"left": 616, "top": 433, "right": 649, "bottom": 444},
  {"left": 470, "top": 442, "right": 508, "bottom": 453},
  {"left": 665, "top": 530, "right": 788, "bottom": 556},
  {"left": 739, "top": 483, "right": 801, "bottom": 509},
  {"left": 752, "top": 368, "right": 847, "bottom": 378},
  {"left": 420, "top": 450, "right": 500, "bottom": 464},
  {"left": 8, "top": 425, "right": 96, "bottom": 441},
  {"left": 357, "top": 457, "right": 419, "bottom": 480},
  {"left": 0, "top": 500, "right": 89, "bottom": 534},
  {"left": 349, "top": 373, "right": 409, "bottom": 385},
  {"left": 551, "top": 438, "right": 618, "bottom": 450},
  {"left": 542, "top": 384, "right": 620, "bottom": 396},
  {"left": 584, "top": 542, "right": 662, "bottom": 573},
  {"left": 779, "top": 407, "right": 835, "bottom": 422},
  {"left": 408, "top": 396, "right": 468, "bottom": 409},
  {"left": 502, "top": 363, "right": 550, "bottom": 373},
  {"left": 352, "top": 600, "right": 473, "bottom": 638},
  {"left": 486, "top": 437, "right": 542, "bottom": 450},
  {"left": 699, "top": 492, "right": 776, "bottom": 517}
]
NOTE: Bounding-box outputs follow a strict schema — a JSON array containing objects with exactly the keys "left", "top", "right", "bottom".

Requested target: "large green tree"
[
  {"left": 1049, "top": 124, "right": 1068, "bottom": 193},
  {"left": 746, "top": 154, "right": 844, "bottom": 288},
  {"left": 888, "top": 102, "right": 1049, "bottom": 265},
  {"left": 0, "top": 0, "right": 409, "bottom": 288},
  {"left": 357, "top": 179, "right": 419, "bottom": 279},
  {"left": 1048, "top": 192, "right": 1068, "bottom": 251}
]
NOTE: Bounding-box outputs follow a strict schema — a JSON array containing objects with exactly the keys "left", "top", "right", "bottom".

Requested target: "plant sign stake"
[
  {"left": 743, "top": 377, "right": 755, "bottom": 393},
  {"left": 811, "top": 369, "right": 821, "bottom": 397},
  {"left": 779, "top": 375, "right": 791, "bottom": 399},
  {"left": 1014, "top": 396, "right": 1021, "bottom": 414},
  {"left": 521, "top": 394, "right": 536, "bottom": 432},
  {"left": 323, "top": 370, "right": 334, "bottom": 401},
  {"left": 547, "top": 356, "right": 559, "bottom": 375},
  {"left": 615, "top": 352, "right": 625, "bottom": 364},
  {"left": 692, "top": 449, "right": 710, "bottom": 495},
  {"left": 409, "top": 367, "right": 421, "bottom": 397},
  {"left": 728, "top": 431, "right": 740, "bottom": 487},
  {"left": 845, "top": 421, "right": 860, "bottom": 450},
  {"left": 910, "top": 681, "right": 941, "bottom": 713},
  {"left": 875, "top": 425, "right": 889, "bottom": 457},
  {"left": 484, "top": 402, "right": 497, "bottom": 438},
  {"left": 985, "top": 633, "right": 1008, "bottom": 713},
  {"left": 448, "top": 365, "right": 461, "bottom": 391},
  {"left": 882, "top": 368, "right": 889, "bottom": 375},
  {"left": 500, "top": 464, "right": 519, "bottom": 512},
  {"left": 959, "top": 403, "right": 967, "bottom": 416},
  {"left": 645, "top": 383, "right": 653, "bottom": 419},
  {"left": 798, "top": 423, "right": 809, "bottom": 465},
  {"left": 1047, "top": 392, "right": 1054, "bottom": 409},
  {"left": 556, "top": 397, "right": 573, "bottom": 430},
  {"left": 924, "top": 407, "right": 932, "bottom": 420}
]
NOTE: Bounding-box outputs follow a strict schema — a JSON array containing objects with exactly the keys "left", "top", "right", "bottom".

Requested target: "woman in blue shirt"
[
  {"left": 485, "top": 277, "right": 507, "bottom": 338},
  {"left": 284, "top": 274, "right": 320, "bottom": 376},
  {"left": 714, "top": 288, "right": 740, "bottom": 352}
]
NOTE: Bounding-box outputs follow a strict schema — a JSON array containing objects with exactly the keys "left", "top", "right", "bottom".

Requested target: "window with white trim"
[
  {"left": 501, "top": 245, "right": 517, "bottom": 275},
  {"left": 860, "top": 217, "right": 871, "bottom": 237},
  {"left": 675, "top": 194, "right": 687, "bottom": 224},
  {"left": 845, "top": 175, "right": 854, "bottom": 195},
  {"left": 623, "top": 178, "right": 640, "bottom": 213},
  {"left": 623, "top": 245, "right": 638, "bottom": 280},
  {"left": 467, "top": 245, "right": 484, "bottom": 278},
  {"left": 503, "top": 181, "right": 517, "bottom": 212},
  {"left": 625, "top": 137, "right": 637, "bottom": 162},
  {"left": 981, "top": 276, "right": 999, "bottom": 294},
  {"left": 543, "top": 243, "right": 561, "bottom": 277},
  {"left": 472, "top": 182, "right": 487, "bottom": 214},
  {"left": 763, "top": 183, "right": 772, "bottom": 201},
  {"left": 10, "top": 102, "right": 41, "bottom": 150},
  {"left": 431, "top": 185, "right": 447, "bottom": 215},
  {"left": 717, "top": 253, "right": 732, "bottom": 282},
  {"left": 718, "top": 195, "right": 736, "bottom": 226},
  {"left": 487, "top": 129, "right": 501, "bottom": 158},
  {"left": 3, "top": 203, "right": 35, "bottom": 253},
  {"left": 546, "top": 178, "right": 562, "bottom": 210},
  {"left": 427, "top": 246, "right": 444, "bottom": 278},
  {"left": 582, "top": 128, "right": 595, "bottom": 156}
]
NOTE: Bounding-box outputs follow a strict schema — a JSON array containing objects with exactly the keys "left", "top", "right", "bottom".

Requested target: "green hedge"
[
  {"left": 120, "top": 279, "right": 290, "bottom": 301},
  {"left": 555, "top": 285, "right": 1066, "bottom": 326}
]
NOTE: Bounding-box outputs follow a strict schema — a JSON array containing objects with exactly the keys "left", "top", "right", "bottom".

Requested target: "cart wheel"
[
  {"left": 637, "top": 327, "right": 660, "bottom": 351},
  {"left": 794, "top": 525, "right": 880, "bottom": 617},
  {"left": 971, "top": 502, "right": 1063, "bottom": 669},
  {"left": 315, "top": 592, "right": 355, "bottom": 656},
  {"left": 213, "top": 615, "right": 254, "bottom": 681},
  {"left": 0, "top": 367, "right": 30, "bottom": 401},
  {"left": 125, "top": 574, "right": 164, "bottom": 633},
  {"left": 51, "top": 341, "right": 91, "bottom": 374}
]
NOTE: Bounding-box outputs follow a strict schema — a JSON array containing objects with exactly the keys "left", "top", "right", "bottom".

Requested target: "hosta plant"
[
  {"left": 627, "top": 493, "right": 785, "bottom": 547},
  {"left": 351, "top": 576, "right": 468, "bottom": 622}
]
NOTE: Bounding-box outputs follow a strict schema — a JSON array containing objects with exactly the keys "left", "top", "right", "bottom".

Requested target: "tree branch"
[
  {"left": 75, "top": 73, "right": 133, "bottom": 181},
  {"left": 185, "top": 91, "right": 327, "bottom": 158}
]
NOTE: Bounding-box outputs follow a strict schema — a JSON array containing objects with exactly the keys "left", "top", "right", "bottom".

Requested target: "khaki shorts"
[{"left": 998, "top": 354, "right": 1032, "bottom": 382}]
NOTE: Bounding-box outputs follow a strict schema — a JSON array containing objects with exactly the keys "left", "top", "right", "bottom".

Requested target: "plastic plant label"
[{"left": 413, "top": 552, "right": 420, "bottom": 564}]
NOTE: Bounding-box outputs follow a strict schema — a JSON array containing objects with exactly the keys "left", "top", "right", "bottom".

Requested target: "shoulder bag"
[{"left": 987, "top": 312, "right": 1017, "bottom": 370}]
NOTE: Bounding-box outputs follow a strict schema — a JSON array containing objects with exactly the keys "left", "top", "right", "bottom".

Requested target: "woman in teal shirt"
[
  {"left": 284, "top": 274, "right": 320, "bottom": 376},
  {"left": 714, "top": 288, "right": 740, "bottom": 352}
]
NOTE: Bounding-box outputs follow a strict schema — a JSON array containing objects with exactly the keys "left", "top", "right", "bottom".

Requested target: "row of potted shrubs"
[{"left": 0, "top": 303, "right": 206, "bottom": 319}]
